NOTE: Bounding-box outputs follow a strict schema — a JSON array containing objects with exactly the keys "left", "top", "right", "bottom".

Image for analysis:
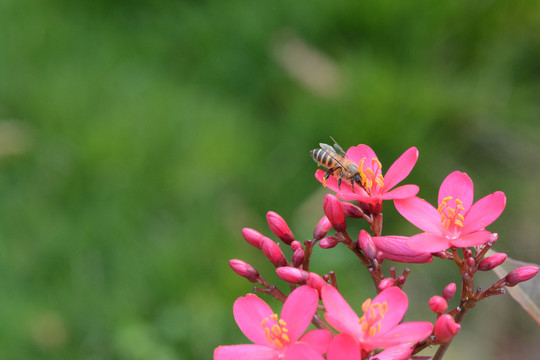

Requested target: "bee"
[{"left": 311, "top": 137, "right": 362, "bottom": 192}]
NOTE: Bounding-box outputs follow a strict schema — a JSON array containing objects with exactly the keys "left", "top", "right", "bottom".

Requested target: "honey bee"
[{"left": 311, "top": 137, "right": 362, "bottom": 192}]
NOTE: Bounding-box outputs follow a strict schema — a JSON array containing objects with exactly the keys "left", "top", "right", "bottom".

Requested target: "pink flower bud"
[
  {"left": 307, "top": 272, "right": 326, "bottom": 291},
  {"left": 466, "top": 257, "right": 475, "bottom": 268},
  {"left": 477, "top": 253, "right": 507, "bottom": 271},
  {"left": 463, "top": 249, "right": 472, "bottom": 259},
  {"left": 323, "top": 194, "right": 346, "bottom": 232},
  {"left": 429, "top": 295, "right": 448, "bottom": 314},
  {"left": 241, "top": 228, "right": 264, "bottom": 248},
  {"left": 489, "top": 232, "right": 498, "bottom": 245},
  {"left": 229, "top": 259, "right": 260, "bottom": 282},
  {"left": 260, "top": 237, "right": 288, "bottom": 268},
  {"left": 292, "top": 248, "right": 304, "bottom": 267},
  {"left": 266, "top": 211, "right": 294, "bottom": 245},
  {"left": 378, "top": 278, "right": 396, "bottom": 291},
  {"left": 341, "top": 202, "right": 364, "bottom": 218},
  {"left": 313, "top": 216, "right": 332, "bottom": 241},
  {"left": 276, "top": 267, "right": 309, "bottom": 283},
  {"left": 290, "top": 240, "right": 303, "bottom": 252},
  {"left": 442, "top": 283, "right": 457, "bottom": 301},
  {"left": 358, "top": 230, "right": 377, "bottom": 260},
  {"left": 319, "top": 236, "right": 339, "bottom": 249},
  {"left": 434, "top": 314, "right": 461, "bottom": 343},
  {"left": 505, "top": 266, "right": 539, "bottom": 287}
]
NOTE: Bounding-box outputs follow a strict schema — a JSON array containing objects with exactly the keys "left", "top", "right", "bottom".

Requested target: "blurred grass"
[{"left": 0, "top": 0, "right": 539, "bottom": 358}]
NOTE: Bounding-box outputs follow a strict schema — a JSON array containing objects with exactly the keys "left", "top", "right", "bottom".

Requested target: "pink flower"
[
  {"left": 321, "top": 285, "right": 432, "bottom": 355},
  {"left": 370, "top": 234, "right": 433, "bottom": 264},
  {"left": 315, "top": 145, "right": 419, "bottom": 211},
  {"left": 214, "top": 285, "right": 331, "bottom": 360},
  {"left": 327, "top": 334, "right": 415, "bottom": 360},
  {"left": 394, "top": 171, "right": 506, "bottom": 253}
]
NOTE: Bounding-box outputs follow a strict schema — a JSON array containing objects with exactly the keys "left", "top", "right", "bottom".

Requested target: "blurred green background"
[{"left": 1, "top": 0, "right": 540, "bottom": 359}]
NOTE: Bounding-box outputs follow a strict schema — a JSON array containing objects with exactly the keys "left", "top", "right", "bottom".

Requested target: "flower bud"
[
  {"left": 442, "top": 283, "right": 457, "bottom": 301},
  {"left": 434, "top": 314, "right": 461, "bottom": 343},
  {"left": 319, "top": 236, "right": 339, "bottom": 249},
  {"left": 276, "top": 267, "right": 309, "bottom": 284},
  {"left": 358, "top": 230, "right": 377, "bottom": 260},
  {"left": 241, "top": 228, "right": 264, "bottom": 248},
  {"left": 266, "top": 211, "right": 294, "bottom": 245},
  {"left": 229, "top": 259, "right": 260, "bottom": 282},
  {"left": 466, "top": 257, "right": 475, "bottom": 268},
  {"left": 505, "top": 266, "right": 539, "bottom": 287},
  {"left": 489, "top": 232, "right": 498, "bottom": 245},
  {"left": 323, "top": 194, "right": 346, "bottom": 232},
  {"left": 378, "top": 278, "right": 396, "bottom": 291},
  {"left": 477, "top": 253, "right": 507, "bottom": 271},
  {"left": 260, "top": 237, "right": 288, "bottom": 268},
  {"left": 341, "top": 202, "right": 364, "bottom": 218},
  {"left": 429, "top": 295, "right": 448, "bottom": 314},
  {"left": 463, "top": 249, "right": 472, "bottom": 259},
  {"left": 307, "top": 272, "right": 326, "bottom": 291},
  {"left": 313, "top": 216, "right": 332, "bottom": 241},
  {"left": 290, "top": 240, "right": 303, "bottom": 252},
  {"left": 292, "top": 248, "right": 304, "bottom": 267}
]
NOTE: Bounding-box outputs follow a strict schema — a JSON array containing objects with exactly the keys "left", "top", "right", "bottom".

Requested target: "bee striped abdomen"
[{"left": 311, "top": 148, "right": 335, "bottom": 168}]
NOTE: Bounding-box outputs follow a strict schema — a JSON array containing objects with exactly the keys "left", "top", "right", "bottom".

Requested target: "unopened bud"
[
  {"left": 319, "top": 236, "right": 339, "bottom": 249},
  {"left": 292, "top": 248, "right": 304, "bottom": 267},
  {"left": 505, "top": 266, "right": 539, "bottom": 287},
  {"left": 323, "top": 194, "right": 346, "bottom": 232},
  {"left": 464, "top": 249, "right": 472, "bottom": 259},
  {"left": 229, "top": 259, "right": 260, "bottom": 282},
  {"left": 442, "top": 283, "right": 457, "bottom": 301},
  {"left": 376, "top": 251, "right": 384, "bottom": 264},
  {"left": 434, "top": 314, "right": 461, "bottom": 343},
  {"left": 276, "top": 267, "right": 309, "bottom": 283},
  {"left": 478, "top": 253, "right": 507, "bottom": 271},
  {"left": 241, "top": 228, "right": 264, "bottom": 248},
  {"left": 378, "top": 278, "right": 396, "bottom": 291},
  {"left": 266, "top": 211, "right": 294, "bottom": 245},
  {"left": 307, "top": 272, "right": 326, "bottom": 291},
  {"left": 290, "top": 241, "right": 303, "bottom": 252},
  {"left": 429, "top": 295, "right": 448, "bottom": 314},
  {"left": 466, "top": 257, "right": 475, "bottom": 268},
  {"left": 313, "top": 216, "right": 332, "bottom": 241},
  {"left": 358, "top": 230, "right": 377, "bottom": 260},
  {"left": 341, "top": 202, "right": 364, "bottom": 218},
  {"left": 489, "top": 232, "right": 498, "bottom": 245},
  {"left": 260, "top": 238, "right": 288, "bottom": 268}
]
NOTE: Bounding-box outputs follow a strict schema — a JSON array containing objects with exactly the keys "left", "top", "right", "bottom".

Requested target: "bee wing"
[
  {"left": 319, "top": 143, "right": 337, "bottom": 154},
  {"left": 330, "top": 136, "right": 347, "bottom": 156}
]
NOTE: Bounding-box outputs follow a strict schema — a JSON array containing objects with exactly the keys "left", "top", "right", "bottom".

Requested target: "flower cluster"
[{"left": 216, "top": 143, "right": 539, "bottom": 360}]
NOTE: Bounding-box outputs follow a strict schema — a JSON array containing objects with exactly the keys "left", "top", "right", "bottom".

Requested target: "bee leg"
[{"left": 337, "top": 170, "right": 343, "bottom": 189}]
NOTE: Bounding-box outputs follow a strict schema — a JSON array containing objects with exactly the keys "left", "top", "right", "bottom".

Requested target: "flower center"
[
  {"left": 358, "top": 157, "right": 384, "bottom": 195},
  {"left": 261, "top": 313, "right": 290, "bottom": 349},
  {"left": 438, "top": 196, "right": 465, "bottom": 238},
  {"left": 358, "top": 298, "right": 388, "bottom": 337}
]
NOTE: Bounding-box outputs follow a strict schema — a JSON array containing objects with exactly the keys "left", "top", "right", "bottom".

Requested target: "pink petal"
[
  {"left": 450, "top": 230, "right": 492, "bottom": 248},
  {"left": 299, "top": 329, "right": 332, "bottom": 355},
  {"left": 321, "top": 285, "right": 361, "bottom": 337},
  {"left": 315, "top": 169, "right": 369, "bottom": 198},
  {"left": 370, "top": 322, "right": 433, "bottom": 349},
  {"left": 280, "top": 286, "right": 319, "bottom": 342},
  {"left": 369, "top": 344, "right": 414, "bottom": 360},
  {"left": 380, "top": 184, "right": 419, "bottom": 200},
  {"left": 233, "top": 294, "right": 274, "bottom": 345},
  {"left": 214, "top": 344, "right": 279, "bottom": 360},
  {"left": 394, "top": 196, "right": 443, "bottom": 235},
  {"left": 407, "top": 232, "right": 450, "bottom": 253},
  {"left": 285, "top": 342, "right": 326, "bottom": 360},
  {"left": 461, "top": 191, "right": 506, "bottom": 233},
  {"left": 371, "top": 236, "right": 433, "bottom": 263},
  {"left": 369, "top": 287, "right": 408, "bottom": 335},
  {"left": 381, "top": 147, "right": 418, "bottom": 193},
  {"left": 438, "top": 171, "right": 474, "bottom": 211},
  {"left": 327, "top": 334, "right": 361, "bottom": 360},
  {"left": 346, "top": 144, "right": 378, "bottom": 166}
]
